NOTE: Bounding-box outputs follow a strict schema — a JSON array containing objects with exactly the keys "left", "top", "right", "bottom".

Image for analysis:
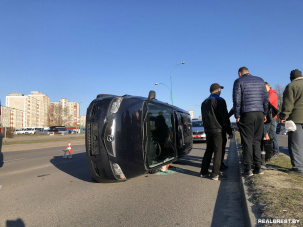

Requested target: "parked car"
[
  {"left": 276, "top": 123, "right": 288, "bottom": 135},
  {"left": 14, "top": 128, "right": 26, "bottom": 135},
  {"left": 68, "top": 129, "right": 77, "bottom": 134},
  {"left": 23, "top": 127, "right": 45, "bottom": 135},
  {"left": 85, "top": 91, "right": 193, "bottom": 182},
  {"left": 276, "top": 123, "right": 287, "bottom": 135},
  {"left": 276, "top": 123, "right": 282, "bottom": 134},
  {"left": 24, "top": 127, "right": 36, "bottom": 135},
  {"left": 44, "top": 130, "right": 51, "bottom": 134},
  {"left": 49, "top": 126, "right": 68, "bottom": 134},
  {"left": 192, "top": 120, "right": 206, "bottom": 142}
]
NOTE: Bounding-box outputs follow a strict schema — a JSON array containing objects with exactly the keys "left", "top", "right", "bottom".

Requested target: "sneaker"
[
  {"left": 200, "top": 173, "right": 210, "bottom": 178},
  {"left": 212, "top": 173, "right": 227, "bottom": 180},
  {"left": 261, "top": 165, "right": 268, "bottom": 170},
  {"left": 243, "top": 170, "right": 253, "bottom": 176},
  {"left": 253, "top": 169, "right": 264, "bottom": 175}
]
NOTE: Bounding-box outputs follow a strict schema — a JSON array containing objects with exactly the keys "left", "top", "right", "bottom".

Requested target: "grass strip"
[
  {"left": 235, "top": 131, "right": 303, "bottom": 225},
  {"left": 3, "top": 136, "right": 85, "bottom": 145}
]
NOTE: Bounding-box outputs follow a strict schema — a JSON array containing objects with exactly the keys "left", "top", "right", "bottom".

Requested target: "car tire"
[{"left": 96, "top": 94, "right": 115, "bottom": 98}]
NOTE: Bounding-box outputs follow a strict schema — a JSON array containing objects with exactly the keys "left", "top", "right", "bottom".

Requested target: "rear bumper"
[{"left": 193, "top": 135, "right": 206, "bottom": 141}]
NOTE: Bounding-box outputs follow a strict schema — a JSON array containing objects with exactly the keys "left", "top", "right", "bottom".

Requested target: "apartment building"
[
  {"left": 188, "top": 110, "right": 194, "bottom": 119},
  {"left": 80, "top": 115, "right": 86, "bottom": 128},
  {"left": 29, "top": 91, "right": 50, "bottom": 127},
  {"left": 6, "top": 91, "right": 50, "bottom": 128},
  {"left": 50, "top": 98, "right": 79, "bottom": 127},
  {"left": 2, "top": 92, "right": 84, "bottom": 130},
  {"left": 0, "top": 106, "right": 24, "bottom": 128}
]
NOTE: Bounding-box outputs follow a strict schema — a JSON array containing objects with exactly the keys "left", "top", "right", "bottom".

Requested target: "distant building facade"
[
  {"left": 1, "top": 91, "right": 85, "bottom": 130},
  {"left": 0, "top": 106, "right": 24, "bottom": 129},
  {"left": 80, "top": 115, "right": 86, "bottom": 128},
  {"left": 6, "top": 92, "right": 49, "bottom": 128},
  {"left": 29, "top": 91, "right": 50, "bottom": 127},
  {"left": 188, "top": 110, "right": 194, "bottom": 119},
  {"left": 50, "top": 98, "right": 79, "bottom": 127}
]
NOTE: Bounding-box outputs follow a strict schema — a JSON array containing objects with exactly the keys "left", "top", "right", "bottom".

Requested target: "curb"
[{"left": 234, "top": 135, "right": 256, "bottom": 227}]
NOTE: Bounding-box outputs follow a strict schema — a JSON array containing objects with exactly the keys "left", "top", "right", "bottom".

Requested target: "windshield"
[{"left": 192, "top": 121, "right": 203, "bottom": 127}]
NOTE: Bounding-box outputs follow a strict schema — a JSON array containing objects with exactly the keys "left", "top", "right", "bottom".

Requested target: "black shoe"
[
  {"left": 220, "top": 163, "right": 228, "bottom": 171},
  {"left": 243, "top": 170, "right": 253, "bottom": 176},
  {"left": 253, "top": 169, "right": 264, "bottom": 175},
  {"left": 286, "top": 168, "right": 303, "bottom": 174}
]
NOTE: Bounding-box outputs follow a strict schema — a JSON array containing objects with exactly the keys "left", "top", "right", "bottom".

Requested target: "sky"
[{"left": 1, "top": 0, "right": 302, "bottom": 120}]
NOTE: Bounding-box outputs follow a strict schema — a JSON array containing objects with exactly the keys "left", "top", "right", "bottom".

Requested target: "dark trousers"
[
  {"left": 200, "top": 131, "right": 222, "bottom": 176},
  {"left": 238, "top": 112, "right": 264, "bottom": 171},
  {"left": 221, "top": 132, "right": 227, "bottom": 165}
]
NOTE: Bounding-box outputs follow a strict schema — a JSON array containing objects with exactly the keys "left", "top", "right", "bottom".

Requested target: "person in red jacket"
[{"left": 265, "top": 82, "right": 279, "bottom": 158}]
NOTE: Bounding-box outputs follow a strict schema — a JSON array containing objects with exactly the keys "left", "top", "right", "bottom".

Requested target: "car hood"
[{"left": 192, "top": 127, "right": 204, "bottom": 132}]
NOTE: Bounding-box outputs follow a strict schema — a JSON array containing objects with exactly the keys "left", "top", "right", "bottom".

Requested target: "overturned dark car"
[{"left": 85, "top": 91, "right": 193, "bottom": 182}]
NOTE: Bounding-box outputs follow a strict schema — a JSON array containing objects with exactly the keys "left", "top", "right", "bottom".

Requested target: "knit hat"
[
  {"left": 290, "top": 69, "right": 302, "bottom": 80},
  {"left": 210, "top": 83, "right": 224, "bottom": 93}
]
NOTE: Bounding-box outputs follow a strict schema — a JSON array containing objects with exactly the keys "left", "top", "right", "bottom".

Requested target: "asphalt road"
[{"left": 0, "top": 139, "right": 246, "bottom": 227}]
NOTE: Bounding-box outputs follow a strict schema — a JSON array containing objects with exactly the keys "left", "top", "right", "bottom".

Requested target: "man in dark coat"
[
  {"left": 279, "top": 69, "right": 303, "bottom": 174},
  {"left": 233, "top": 66, "right": 268, "bottom": 176},
  {"left": 200, "top": 83, "right": 233, "bottom": 180}
]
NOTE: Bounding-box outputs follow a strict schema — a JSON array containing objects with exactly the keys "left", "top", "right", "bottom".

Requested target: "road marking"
[
  {"left": 1, "top": 163, "right": 53, "bottom": 176},
  {"left": 4, "top": 158, "right": 27, "bottom": 163}
]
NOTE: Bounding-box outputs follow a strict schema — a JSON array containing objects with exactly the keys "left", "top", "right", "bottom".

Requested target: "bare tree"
[
  {"left": 274, "top": 84, "right": 284, "bottom": 123},
  {"left": 50, "top": 104, "right": 73, "bottom": 126}
]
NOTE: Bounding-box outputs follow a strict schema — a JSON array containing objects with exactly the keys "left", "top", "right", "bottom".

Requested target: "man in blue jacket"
[{"left": 233, "top": 67, "right": 268, "bottom": 176}]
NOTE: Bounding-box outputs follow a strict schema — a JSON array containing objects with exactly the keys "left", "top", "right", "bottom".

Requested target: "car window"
[
  {"left": 192, "top": 121, "right": 203, "bottom": 127},
  {"left": 144, "top": 103, "right": 175, "bottom": 168}
]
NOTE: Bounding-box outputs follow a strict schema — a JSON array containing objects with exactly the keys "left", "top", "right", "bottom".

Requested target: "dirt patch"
[{"left": 246, "top": 154, "right": 303, "bottom": 226}]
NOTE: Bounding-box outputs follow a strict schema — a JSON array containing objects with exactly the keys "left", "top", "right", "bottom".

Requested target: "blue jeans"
[
  {"left": 268, "top": 118, "right": 279, "bottom": 154},
  {"left": 288, "top": 124, "right": 303, "bottom": 173}
]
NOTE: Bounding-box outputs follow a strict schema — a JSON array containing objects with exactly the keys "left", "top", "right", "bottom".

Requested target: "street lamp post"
[
  {"left": 78, "top": 100, "right": 85, "bottom": 133},
  {"left": 170, "top": 62, "right": 185, "bottom": 105},
  {"left": 155, "top": 82, "right": 172, "bottom": 104},
  {"left": 155, "top": 62, "right": 185, "bottom": 105}
]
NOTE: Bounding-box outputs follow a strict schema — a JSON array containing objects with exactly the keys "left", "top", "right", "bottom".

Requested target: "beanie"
[{"left": 290, "top": 69, "right": 302, "bottom": 80}]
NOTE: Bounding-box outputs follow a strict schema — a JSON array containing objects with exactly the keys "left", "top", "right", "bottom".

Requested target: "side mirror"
[{"left": 148, "top": 90, "right": 156, "bottom": 100}]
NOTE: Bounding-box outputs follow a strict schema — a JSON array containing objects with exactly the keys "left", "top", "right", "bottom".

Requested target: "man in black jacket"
[
  {"left": 200, "top": 83, "right": 233, "bottom": 180},
  {"left": 233, "top": 67, "right": 268, "bottom": 176}
]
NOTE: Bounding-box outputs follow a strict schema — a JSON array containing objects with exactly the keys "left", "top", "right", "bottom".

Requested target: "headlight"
[
  {"left": 109, "top": 98, "right": 122, "bottom": 114},
  {"left": 110, "top": 161, "right": 126, "bottom": 180}
]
